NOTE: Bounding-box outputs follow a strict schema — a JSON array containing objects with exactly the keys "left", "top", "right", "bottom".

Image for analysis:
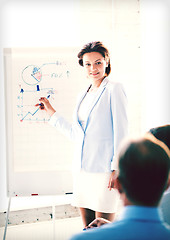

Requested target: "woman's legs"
[
  {"left": 79, "top": 207, "right": 116, "bottom": 227},
  {"left": 96, "top": 212, "right": 116, "bottom": 222},
  {"left": 79, "top": 207, "right": 95, "bottom": 227}
]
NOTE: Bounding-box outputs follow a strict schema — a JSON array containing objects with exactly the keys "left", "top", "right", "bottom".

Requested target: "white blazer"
[{"left": 49, "top": 77, "right": 128, "bottom": 173}]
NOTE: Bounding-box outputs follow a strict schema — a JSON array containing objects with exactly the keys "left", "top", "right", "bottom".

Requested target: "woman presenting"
[{"left": 37, "top": 41, "right": 128, "bottom": 227}]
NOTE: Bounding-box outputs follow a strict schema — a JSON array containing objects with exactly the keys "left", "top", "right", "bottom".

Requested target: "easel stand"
[
  {"left": 3, "top": 197, "right": 11, "bottom": 240},
  {"left": 3, "top": 197, "right": 56, "bottom": 240},
  {"left": 52, "top": 204, "right": 56, "bottom": 240}
]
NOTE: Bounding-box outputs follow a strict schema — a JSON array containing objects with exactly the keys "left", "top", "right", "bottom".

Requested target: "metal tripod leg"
[{"left": 3, "top": 197, "right": 11, "bottom": 240}]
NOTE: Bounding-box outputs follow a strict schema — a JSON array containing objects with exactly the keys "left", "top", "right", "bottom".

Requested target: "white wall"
[
  {"left": 112, "top": 0, "right": 141, "bottom": 137},
  {"left": 140, "top": 0, "right": 170, "bottom": 131}
]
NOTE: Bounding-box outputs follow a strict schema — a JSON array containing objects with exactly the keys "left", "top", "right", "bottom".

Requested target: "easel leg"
[
  {"left": 3, "top": 197, "right": 11, "bottom": 240},
  {"left": 52, "top": 205, "right": 55, "bottom": 240}
]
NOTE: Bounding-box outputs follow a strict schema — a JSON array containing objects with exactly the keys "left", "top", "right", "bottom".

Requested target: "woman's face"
[{"left": 82, "top": 52, "right": 108, "bottom": 83}]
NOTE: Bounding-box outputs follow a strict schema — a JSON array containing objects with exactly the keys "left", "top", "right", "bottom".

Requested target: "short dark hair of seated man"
[
  {"left": 117, "top": 135, "right": 170, "bottom": 207},
  {"left": 69, "top": 136, "right": 170, "bottom": 240},
  {"left": 149, "top": 124, "right": 170, "bottom": 149},
  {"left": 148, "top": 124, "right": 170, "bottom": 226}
]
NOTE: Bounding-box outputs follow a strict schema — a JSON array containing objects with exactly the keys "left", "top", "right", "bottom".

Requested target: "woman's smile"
[{"left": 91, "top": 72, "right": 99, "bottom": 76}]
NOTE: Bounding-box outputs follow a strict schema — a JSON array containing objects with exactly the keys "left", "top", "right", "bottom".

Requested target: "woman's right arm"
[{"left": 36, "top": 97, "right": 75, "bottom": 140}]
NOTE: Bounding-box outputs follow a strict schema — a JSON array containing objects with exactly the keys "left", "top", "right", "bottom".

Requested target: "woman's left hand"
[{"left": 108, "top": 170, "right": 118, "bottom": 191}]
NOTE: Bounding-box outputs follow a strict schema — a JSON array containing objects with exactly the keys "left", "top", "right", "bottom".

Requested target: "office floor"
[
  {"left": 0, "top": 216, "right": 83, "bottom": 240},
  {"left": 0, "top": 196, "right": 124, "bottom": 240}
]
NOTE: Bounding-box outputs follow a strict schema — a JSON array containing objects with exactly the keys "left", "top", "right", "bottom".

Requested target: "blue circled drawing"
[
  {"left": 22, "top": 62, "right": 70, "bottom": 86},
  {"left": 22, "top": 65, "right": 42, "bottom": 86}
]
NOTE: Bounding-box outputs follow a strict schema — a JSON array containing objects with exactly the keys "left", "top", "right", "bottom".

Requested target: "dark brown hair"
[
  {"left": 149, "top": 124, "right": 170, "bottom": 149},
  {"left": 77, "top": 41, "right": 111, "bottom": 76},
  {"left": 118, "top": 137, "right": 170, "bottom": 206}
]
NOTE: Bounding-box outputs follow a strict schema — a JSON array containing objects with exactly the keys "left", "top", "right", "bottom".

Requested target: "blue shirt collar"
[{"left": 119, "top": 206, "right": 163, "bottom": 223}]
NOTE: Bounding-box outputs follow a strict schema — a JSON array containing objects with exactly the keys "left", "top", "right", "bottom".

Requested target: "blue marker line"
[
  {"left": 20, "top": 108, "right": 40, "bottom": 122},
  {"left": 31, "top": 74, "right": 40, "bottom": 82}
]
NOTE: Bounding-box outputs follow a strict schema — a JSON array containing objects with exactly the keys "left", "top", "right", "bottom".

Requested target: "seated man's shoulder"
[
  {"left": 70, "top": 220, "right": 170, "bottom": 240},
  {"left": 69, "top": 222, "right": 122, "bottom": 240}
]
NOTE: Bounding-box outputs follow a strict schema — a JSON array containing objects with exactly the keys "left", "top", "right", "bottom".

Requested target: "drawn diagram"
[
  {"left": 22, "top": 65, "right": 42, "bottom": 85},
  {"left": 4, "top": 47, "right": 82, "bottom": 194},
  {"left": 17, "top": 61, "right": 70, "bottom": 122}
]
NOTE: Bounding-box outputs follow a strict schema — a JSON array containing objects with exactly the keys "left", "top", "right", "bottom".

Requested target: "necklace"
[{"left": 87, "top": 84, "right": 100, "bottom": 93}]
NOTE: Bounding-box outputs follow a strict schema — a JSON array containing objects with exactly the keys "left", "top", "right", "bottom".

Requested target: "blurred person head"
[
  {"left": 149, "top": 124, "right": 170, "bottom": 149},
  {"left": 116, "top": 135, "right": 170, "bottom": 207}
]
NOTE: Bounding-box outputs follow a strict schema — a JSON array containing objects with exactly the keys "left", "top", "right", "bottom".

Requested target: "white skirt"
[{"left": 71, "top": 170, "right": 120, "bottom": 213}]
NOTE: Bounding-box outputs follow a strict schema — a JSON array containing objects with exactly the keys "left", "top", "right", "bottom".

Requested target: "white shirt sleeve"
[{"left": 48, "top": 112, "right": 74, "bottom": 140}]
